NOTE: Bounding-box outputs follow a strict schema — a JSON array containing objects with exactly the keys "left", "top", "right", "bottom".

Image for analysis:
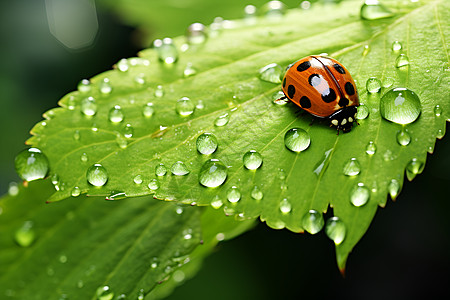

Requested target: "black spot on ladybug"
[
  {"left": 287, "top": 85, "right": 296, "bottom": 99},
  {"left": 283, "top": 77, "right": 286, "bottom": 88},
  {"left": 345, "top": 82, "right": 355, "bottom": 95},
  {"left": 333, "top": 64, "right": 346, "bottom": 74},
  {"left": 321, "top": 88, "right": 337, "bottom": 103},
  {"left": 339, "top": 97, "right": 349, "bottom": 107},
  {"left": 297, "top": 61, "right": 311, "bottom": 72},
  {"left": 300, "top": 96, "right": 311, "bottom": 108},
  {"left": 308, "top": 74, "right": 322, "bottom": 87}
]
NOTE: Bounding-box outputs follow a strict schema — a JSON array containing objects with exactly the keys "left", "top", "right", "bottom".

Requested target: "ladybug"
[{"left": 279, "top": 55, "right": 359, "bottom": 132}]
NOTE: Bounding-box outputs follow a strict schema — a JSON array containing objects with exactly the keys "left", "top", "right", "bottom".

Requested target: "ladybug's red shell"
[{"left": 282, "top": 56, "right": 359, "bottom": 118}]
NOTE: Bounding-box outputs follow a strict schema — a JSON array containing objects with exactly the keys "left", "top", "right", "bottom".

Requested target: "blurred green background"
[{"left": 0, "top": 0, "right": 449, "bottom": 299}]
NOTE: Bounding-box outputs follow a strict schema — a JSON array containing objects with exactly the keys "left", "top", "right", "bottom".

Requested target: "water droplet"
[
  {"left": 434, "top": 104, "right": 442, "bottom": 117},
  {"left": 186, "top": 22, "right": 207, "bottom": 44},
  {"left": 59, "top": 255, "right": 68, "bottom": 263},
  {"left": 141, "top": 103, "right": 155, "bottom": 118},
  {"left": 123, "top": 124, "right": 134, "bottom": 138},
  {"left": 117, "top": 58, "right": 129, "bottom": 72},
  {"left": 211, "top": 195, "right": 224, "bottom": 209},
  {"left": 196, "top": 133, "right": 218, "bottom": 155},
  {"left": 279, "top": 198, "right": 292, "bottom": 214},
  {"left": 365, "top": 141, "right": 377, "bottom": 155},
  {"left": 96, "top": 286, "right": 114, "bottom": 300},
  {"left": 343, "top": 158, "right": 361, "bottom": 176},
  {"left": 262, "top": 1, "right": 287, "bottom": 18},
  {"left": 360, "top": 0, "right": 393, "bottom": 20},
  {"left": 243, "top": 150, "right": 263, "bottom": 170},
  {"left": 196, "top": 100, "right": 205, "bottom": 109},
  {"left": 150, "top": 257, "right": 159, "bottom": 269},
  {"left": 133, "top": 175, "right": 143, "bottom": 184},
  {"left": 77, "top": 280, "right": 84, "bottom": 288},
  {"left": 67, "top": 96, "right": 76, "bottom": 110},
  {"left": 199, "top": 159, "right": 227, "bottom": 188},
  {"left": 392, "top": 40, "right": 402, "bottom": 51},
  {"left": 8, "top": 182, "right": 19, "bottom": 196},
  {"left": 244, "top": 5, "right": 257, "bottom": 22},
  {"left": 81, "top": 96, "right": 97, "bottom": 116},
  {"left": 366, "top": 77, "right": 381, "bottom": 93},
  {"left": 362, "top": 44, "right": 370, "bottom": 56},
  {"left": 259, "top": 63, "right": 282, "bottom": 83},
  {"left": 137, "top": 289, "right": 145, "bottom": 300},
  {"left": 73, "top": 130, "right": 81, "bottom": 141},
  {"left": 437, "top": 129, "right": 444, "bottom": 139},
  {"left": 155, "top": 164, "right": 167, "bottom": 176},
  {"left": 176, "top": 97, "right": 195, "bottom": 116},
  {"left": 15, "top": 148, "right": 49, "bottom": 181},
  {"left": 356, "top": 104, "right": 369, "bottom": 120},
  {"left": 350, "top": 183, "right": 370, "bottom": 207},
  {"left": 214, "top": 113, "right": 230, "bottom": 126},
  {"left": 183, "top": 63, "right": 197, "bottom": 77},
  {"left": 382, "top": 77, "right": 394, "bottom": 88},
  {"left": 154, "top": 85, "right": 164, "bottom": 97},
  {"left": 302, "top": 210, "right": 324, "bottom": 234},
  {"left": 108, "top": 105, "right": 124, "bottom": 123},
  {"left": 171, "top": 161, "right": 190, "bottom": 175},
  {"left": 71, "top": 186, "right": 81, "bottom": 197},
  {"left": 396, "top": 128, "right": 411, "bottom": 146},
  {"left": 388, "top": 178, "right": 401, "bottom": 200},
  {"left": 284, "top": 128, "right": 311, "bottom": 152},
  {"left": 81, "top": 153, "right": 88, "bottom": 162},
  {"left": 251, "top": 186, "right": 263, "bottom": 200},
  {"left": 227, "top": 186, "right": 241, "bottom": 203},
  {"left": 395, "top": 54, "right": 410, "bottom": 68},
  {"left": 134, "top": 73, "right": 145, "bottom": 85},
  {"left": 148, "top": 179, "right": 160, "bottom": 190},
  {"left": 380, "top": 87, "right": 421, "bottom": 124},
  {"left": 153, "top": 38, "right": 178, "bottom": 64},
  {"left": 86, "top": 164, "right": 108, "bottom": 187},
  {"left": 325, "top": 217, "right": 346, "bottom": 245},
  {"left": 272, "top": 90, "right": 289, "bottom": 105},
  {"left": 99, "top": 78, "right": 112, "bottom": 94},
  {"left": 14, "top": 221, "right": 35, "bottom": 247},
  {"left": 78, "top": 79, "right": 91, "bottom": 93},
  {"left": 116, "top": 133, "right": 128, "bottom": 149},
  {"left": 406, "top": 158, "right": 424, "bottom": 180}
]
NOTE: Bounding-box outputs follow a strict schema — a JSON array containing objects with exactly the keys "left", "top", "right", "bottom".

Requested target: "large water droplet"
[
  {"left": 259, "top": 63, "right": 282, "bottom": 83},
  {"left": 96, "top": 286, "right": 114, "bottom": 300},
  {"left": 325, "top": 217, "right": 346, "bottom": 245},
  {"left": 14, "top": 221, "right": 36, "bottom": 247},
  {"left": 176, "top": 97, "right": 195, "bottom": 116},
  {"left": 388, "top": 178, "right": 401, "bottom": 200},
  {"left": 380, "top": 87, "right": 421, "bottom": 124},
  {"left": 360, "top": 0, "right": 393, "bottom": 20},
  {"left": 302, "top": 210, "right": 324, "bottom": 234},
  {"left": 365, "top": 141, "right": 377, "bottom": 155},
  {"left": 434, "top": 104, "right": 442, "bottom": 117},
  {"left": 199, "top": 159, "right": 227, "bottom": 188},
  {"left": 214, "top": 113, "right": 230, "bottom": 126},
  {"left": 356, "top": 104, "right": 369, "bottom": 120},
  {"left": 108, "top": 105, "right": 124, "bottom": 123},
  {"left": 196, "top": 133, "right": 218, "bottom": 155},
  {"left": 78, "top": 79, "right": 91, "bottom": 93},
  {"left": 227, "top": 186, "right": 241, "bottom": 203},
  {"left": 395, "top": 54, "right": 410, "bottom": 68},
  {"left": 86, "top": 164, "right": 108, "bottom": 187},
  {"left": 251, "top": 186, "right": 263, "bottom": 200},
  {"left": 155, "top": 164, "right": 167, "bottom": 176},
  {"left": 15, "top": 148, "right": 49, "bottom": 181},
  {"left": 284, "top": 128, "right": 310, "bottom": 152},
  {"left": 396, "top": 128, "right": 411, "bottom": 146},
  {"left": 81, "top": 96, "right": 97, "bottom": 116},
  {"left": 279, "top": 198, "right": 292, "bottom": 214},
  {"left": 392, "top": 40, "right": 402, "bottom": 51},
  {"left": 350, "top": 183, "right": 370, "bottom": 207},
  {"left": 71, "top": 186, "right": 81, "bottom": 197},
  {"left": 366, "top": 77, "right": 381, "bottom": 93},
  {"left": 186, "top": 23, "right": 208, "bottom": 44},
  {"left": 143, "top": 103, "right": 154, "bottom": 118},
  {"left": 343, "top": 158, "right": 361, "bottom": 176},
  {"left": 243, "top": 150, "right": 263, "bottom": 170},
  {"left": 154, "top": 38, "right": 178, "bottom": 64},
  {"left": 171, "top": 161, "right": 190, "bottom": 176},
  {"left": 148, "top": 179, "right": 160, "bottom": 190},
  {"left": 406, "top": 158, "right": 424, "bottom": 180},
  {"left": 211, "top": 195, "right": 224, "bottom": 209},
  {"left": 382, "top": 77, "right": 394, "bottom": 88},
  {"left": 99, "top": 78, "right": 112, "bottom": 94}
]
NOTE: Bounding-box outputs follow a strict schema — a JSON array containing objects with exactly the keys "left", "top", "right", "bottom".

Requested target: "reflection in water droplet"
[
  {"left": 86, "top": 164, "right": 108, "bottom": 187},
  {"left": 199, "top": 159, "right": 227, "bottom": 187},
  {"left": 211, "top": 195, "right": 224, "bottom": 209},
  {"left": 251, "top": 186, "right": 263, "bottom": 200},
  {"left": 186, "top": 23, "right": 208, "bottom": 44},
  {"left": 388, "top": 179, "right": 401, "bottom": 200},
  {"left": 81, "top": 97, "right": 97, "bottom": 116},
  {"left": 356, "top": 104, "right": 369, "bottom": 120},
  {"left": 155, "top": 164, "right": 167, "bottom": 176},
  {"left": 279, "top": 198, "right": 292, "bottom": 214},
  {"left": 96, "top": 285, "right": 114, "bottom": 300},
  {"left": 155, "top": 85, "right": 164, "bottom": 98},
  {"left": 154, "top": 38, "right": 178, "bottom": 64},
  {"left": 382, "top": 77, "right": 394, "bottom": 88},
  {"left": 325, "top": 217, "right": 346, "bottom": 245},
  {"left": 259, "top": 63, "right": 282, "bottom": 83},
  {"left": 284, "top": 128, "right": 310, "bottom": 152},
  {"left": 78, "top": 79, "right": 91, "bottom": 93},
  {"left": 434, "top": 104, "right": 442, "bottom": 117},
  {"left": 171, "top": 161, "right": 190, "bottom": 175},
  {"left": 360, "top": 0, "right": 393, "bottom": 20},
  {"left": 176, "top": 97, "right": 195, "bottom": 116},
  {"left": 148, "top": 179, "right": 160, "bottom": 190},
  {"left": 350, "top": 183, "right": 370, "bottom": 207},
  {"left": 243, "top": 150, "right": 263, "bottom": 170},
  {"left": 392, "top": 40, "right": 402, "bottom": 51},
  {"left": 302, "top": 210, "right": 324, "bottom": 234},
  {"left": 215, "top": 113, "right": 230, "bottom": 126},
  {"left": 343, "top": 158, "right": 361, "bottom": 176},
  {"left": 395, "top": 54, "right": 410, "bottom": 68},
  {"left": 196, "top": 133, "right": 218, "bottom": 155},
  {"left": 227, "top": 186, "right": 241, "bottom": 203},
  {"left": 15, "top": 221, "right": 35, "bottom": 247},
  {"left": 396, "top": 129, "right": 411, "bottom": 146},
  {"left": 71, "top": 186, "right": 81, "bottom": 197},
  {"left": 365, "top": 141, "right": 377, "bottom": 155},
  {"left": 366, "top": 77, "right": 381, "bottom": 93},
  {"left": 133, "top": 175, "right": 143, "bottom": 184},
  {"left": 108, "top": 105, "right": 124, "bottom": 123},
  {"left": 362, "top": 44, "right": 370, "bottom": 56},
  {"left": 15, "top": 148, "right": 49, "bottom": 182},
  {"left": 100, "top": 78, "right": 112, "bottom": 94},
  {"left": 143, "top": 103, "right": 154, "bottom": 118},
  {"left": 406, "top": 158, "right": 424, "bottom": 180},
  {"left": 380, "top": 88, "right": 421, "bottom": 124}
]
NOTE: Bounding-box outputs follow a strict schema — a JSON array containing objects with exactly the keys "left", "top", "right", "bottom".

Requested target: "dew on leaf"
[
  {"left": 134, "top": 73, "right": 146, "bottom": 85},
  {"left": 123, "top": 124, "right": 134, "bottom": 138},
  {"left": 382, "top": 77, "right": 394, "bottom": 88},
  {"left": 360, "top": 0, "right": 393, "bottom": 20},
  {"left": 396, "top": 128, "right": 411, "bottom": 146},
  {"left": 300, "top": 1, "right": 311, "bottom": 9},
  {"left": 211, "top": 195, "right": 224, "bottom": 209},
  {"left": 227, "top": 186, "right": 241, "bottom": 203},
  {"left": 362, "top": 44, "right": 370, "bottom": 56},
  {"left": 196, "top": 100, "right": 205, "bottom": 109},
  {"left": 171, "top": 161, "right": 190, "bottom": 176},
  {"left": 133, "top": 175, "right": 143, "bottom": 185},
  {"left": 366, "top": 77, "right": 381, "bottom": 93},
  {"left": 251, "top": 186, "right": 263, "bottom": 200},
  {"left": 325, "top": 217, "right": 346, "bottom": 245},
  {"left": 81, "top": 96, "right": 97, "bottom": 116},
  {"left": 284, "top": 128, "right": 310, "bottom": 152},
  {"left": 8, "top": 182, "right": 19, "bottom": 196},
  {"left": 86, "top": 164, "right": 108, "bottom": 187},
  {"left": 73, "top": 130, "right": 81, "bottom": 141},
  {"left": 406, "top": 158, "right": 424, "bottom": 180},
  {"left": 279, "top": 198, "right": 292, "bottom": 214},
  {"left": 78, "top": 79, "right": 91, "bottom": 93},
  {"left": 154, "top": 85, "right": 164, "bottom": 97},
  {"left": 199, "top": 159, "right": 227, "bottom": 188},
  {"left": 434, "top": 104, "right": 442, "bottom": 117},
  {"left": 14, "top": 221, "right": 36, "bottom": 247},
  {"left": 116, "top": 133, "right": 128, "bottom": 149},
  {"left": 365, "top": 141, "right": 377, "bottom": 155},
  {"left": 388, "top": 179, "right": 401, "bottom": 200},
  {"left": 302, "top": 210, "right": 324, "bottom": 234},
  {"left": 176, "top": 97, "right": 195, "bottom": 116},
  {"left": 96, "top": 286, "right": 114, "bottom": 300},
  {"left": 395, "top": 54, "right": 410, "bottom": 68},
  {"left": 196, "top": 133, "right": 218, "bottom": 155},
  {"left": 143, "top": 103, "right": 154, "bottom": 118},
  {"left": 99, "top": 78, "right": 112, "bottom": 94},
  {"left": 244, "top": 4, "right": 257, "bottom": 21},
  {"left": 343, "top": 158, "right": 361, "bottom": 176},
  {"left": 15, "top": 148, "right": 49, "bottom": 182},
  {"left": 243, "top": 150, "right": 263, "bottom": 170},
  {"left": 356, "top": 104, "right": 369, "bottom": 120},
  {"left": 116, "top": 58, "right": 129, "bottom": 72},
  {"left": 350, "top": 183, "right": 370, "bottom": 207},
  {"left": 148, "top": 179, "right": 160, "bottom": 190},
  {"left": 215, "top": 113, "right": 230, "bottom": 126},
  {"left": 183, "top": 63, "right": 197, "bottom": 77},
  {"left": 108, "top": 105, "right": 124, "bottom": 123},
  {"left": 154, "top": 38, "right": 178, "bottom": 64},
  {"left": 81, "top": 153, "right": 88, "bottom": 162},
  {"left": 71, "top": 186, "right": 81, "bottom": 197},
  {"left": 155, "top": 164, "right": 168, "bottom": 176},
  {"left": 437, "top": 129, "right": 444, "bottom": 139},
  {"left": 259, "top": 63, "right": 282, "bottom": 83},
  {"left": 380, "top": 87, "right": 421, "bottom": 124},
  {"left": 262, "top": 1, "right": 287, "bottom": 18},
  {"left": 186, "top": 22, "right": 208, "bottom": 44},
  {"left": 272, "top": 90, "right": 288, "bottom": 105},
  {"left": 392, "top": 40, "right": 402, "bottom": 51},
  {"left": 59, "top": 255, "right": 68, "bottom": 264}
]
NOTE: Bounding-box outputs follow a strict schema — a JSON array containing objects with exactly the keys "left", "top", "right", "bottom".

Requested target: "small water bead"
[
  {"left": 227, "top": 186, "right": 241, "bottom": 203},
  {"left": 134, "top": 73, "right": 146, "bottom": 85},
  {"left": 262, "top": 1, "right": 287, "bottom": 18},
  {"left": 186, "top": 22, "right": 208, "bottom": 44},
  {"left": 96, "top": 286, "right": 114, "bottom": 300},
  {"left": 279, "top": 198, "right": 292, "bottom": 214},
  {"left": 395, "top": 54, "right": 410, "bottom": 68},
  {"left": 382, "top": 77, "right": 394, "bottom": 88},
  {"left": 99, "top": 78, "right": 112, "bottom": 94},
  {"left": 325, "top": 217, "right": 346, "bottom": 245},
  {"left": 116, "top": 133, "right": 128, "bottom": 149},
  {"left": 196, "top": 100, "right": 205, "bottom": 109},
  {"left": 211, "top": 195, "right": 224, "bottom": 209},
  {"left": 380, "top": 87, "right": 421, "bottom": 124},
  {"left": 117, "top": 58, "right": 129, "bottom": 72},
  {"left": 392, "top": 40, "right": 402, "bottom": 51},
  {"left": 142, "top": 103, "right": 154, "bottom": 118},
  {"left": 362, "top": 44, "right": 370, "bottom": 56},
  {"left": 350, "top": 183, "right": 370, "bottom": 207},
  {"left": 360, "top": 0, "right": 393, "bottom": 20},
  {"left": 284, "top": 128, "right": 311, "bottom": 152},
  {"left": 434, "top": 104, "right": 442, "bottom": 117},
  {"left": 243, "top": 150, "right": 263, "bottom": 170},
  {"left": 137, "top": 289, "right": 145, "bottom": 300},
  {"left": 71, "top": 186, "right": 81, "bottom": 197},
  {"left": 78, "top": 79, "right": 91, "bottom": 93},
  {"left": 365, "top": 141, "right": 377, "bottom": 155},
  {"left": 437, "top": 129, "right": 444, "bottom": 139},
  {"left": 259, "top": 63, "right": 282, "bottom": 83},
  {"left": 108, "top": 105, "right": 124, "bottom": 123},
  {"left": 81, "top": 153, "right": 88, "bottom": 162},
  {"left": 300, "top": 1, "right": 311, "bottom": 9},
  {"left": 388, "top": 179, "right": 401, "bottom": 200},
  {"left": 133, "top": 175, "right": 143, "bottom": 184},
  {"left": 59, "top": 255, "right": 68, "bottom": 263},
  {"left": 8, "top": 182, "right": 19, "bottom": 196},
  {"left": 51, "top": 173, "right": 60, "bottom": 189},
  {"left": 155, "top": 164, "right": 167, "bottom": 176},
  {"left": 244, "top": 4, "right": 257, "bottom": 22},
  {"left": 199, "top": 159, "right": 227, "bottom": 188},
  {"left": 86, "top": 164, "right": 108, "bottom": 187},
  {"left": 272, "top": 90, "right": 288, "bottom": 105},
  {"left": 251, "top": 186, "right": 263, "bottom": 200},
  {"left": 81, "top": 96, "right": 97, "bottom": 116},
  {"left": 73, "top": 130, "right": 81, "bottom": 141},
  {"left": 123, "top": 124, "right": 134, "bottom": 138},
  {"left": 155, "top": 85, "right": 164, "bottom": 97},
  {"left": 171, "top": 161, "right": 190, "bottom": 175},
  {"left": 215, "top": 113, "right": 230, "bottom": 126},
  {"left": 176, "top": 97, "right": 195, "bottom": 116},
  {"left": 153, "top": 38, "right": 178, "bottom": 64},
  {"left": 15, "top": 148, "right": 49, "bottom": 181},
  {"left": 148, "top": 179, "right": 160, "bottom": 190},
  {"left": 67, "top": 96, "right": 76, "bottom": 110},
  {"left": 15, "top": 221, "right": 36, "bottom": 247},
  {"left": 302, "top": 210, "right": 324, "bottom": 234},
  {"left": 183, "top": 63, "right": 197, "bottom": 77},
  {"left": 196, "top": 133, "right": 218, "bottom": 155},
  {"left": 356, "top": 104, "right": 369, "bottom": 120},
  {"left": 343, "top": 158, "right": 361, "bottom": 176},
  {"left": 406, "top": 158, "right": 424, "bottom": 180},
  {"left": 366, "top": 77, "right": 381, "bottom": 93},
  {"left": 396, "top": 129, "right": 411, "bottom": 146}
]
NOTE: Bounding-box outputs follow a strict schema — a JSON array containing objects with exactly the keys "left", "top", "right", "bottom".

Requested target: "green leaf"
[
  {"left": 0, "top": 181, "right": 255, "bottom": 299},
  {"left": 27, "top": 0, "right": 449, "bottom": 270}
]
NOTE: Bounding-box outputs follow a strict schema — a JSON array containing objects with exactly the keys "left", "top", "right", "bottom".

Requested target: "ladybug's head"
[{"left": 328, "top": 106, "right": 358, "bottom": 133}]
